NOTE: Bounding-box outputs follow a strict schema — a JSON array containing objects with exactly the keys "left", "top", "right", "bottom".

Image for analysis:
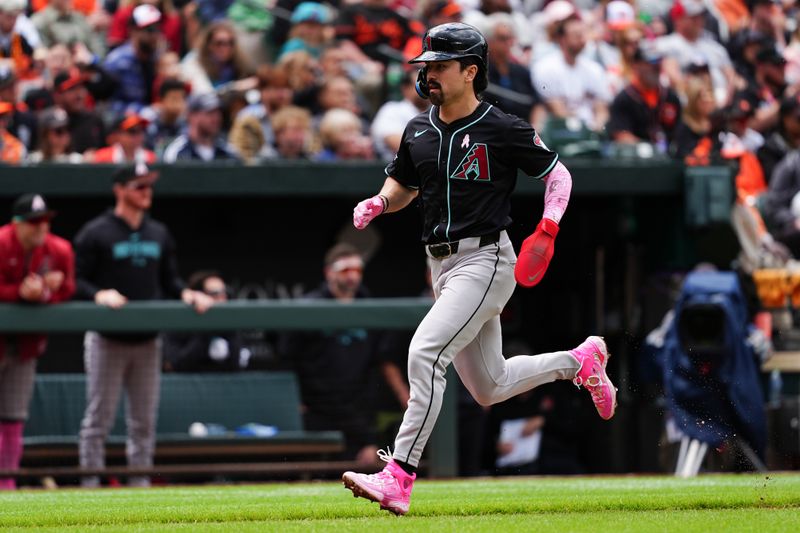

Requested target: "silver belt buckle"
[{"left": 429, "top": 242, "right": 453, "bottom": 259}]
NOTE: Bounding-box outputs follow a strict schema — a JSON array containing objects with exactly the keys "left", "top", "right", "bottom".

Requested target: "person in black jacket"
[
  {"left": 758, "top": 94, "right": 800, "bottom": 184},
  {"left": 279, "top": 242, "right": 383, "bottom": 464},
  {"left": 73, "top": 163, "right": 214, "bottom": 487},
  {"left": 163, "top": 270, "right": 248, "bottom": 372}
]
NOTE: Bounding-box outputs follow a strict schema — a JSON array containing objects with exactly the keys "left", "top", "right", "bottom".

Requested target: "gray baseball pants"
[
  {"left": 79, "top": 332, "right": 161, "bottom": 487},
  {"left": 393, "top": 231, "right": 580, "bottom": 467}
]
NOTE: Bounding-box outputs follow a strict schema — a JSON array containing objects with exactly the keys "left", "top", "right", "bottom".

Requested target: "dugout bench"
[{"left": 13, "top": 372, "right": 352, "bottom": 482}]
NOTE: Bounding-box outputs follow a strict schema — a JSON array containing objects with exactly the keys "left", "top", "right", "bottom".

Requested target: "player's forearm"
[
  {"left": 541, "top": 161, "right": 572, "bottom": 224},
  {"left": 380, "top": 177, "right": 418, "bottom": 214}
]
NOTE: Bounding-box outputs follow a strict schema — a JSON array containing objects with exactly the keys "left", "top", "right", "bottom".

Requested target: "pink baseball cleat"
[
  {"left": 342, "top": 449, "right": 416, "bottom": 516},
  {"left": 570, "top": 336, "right": 617, "bottom": 420}
]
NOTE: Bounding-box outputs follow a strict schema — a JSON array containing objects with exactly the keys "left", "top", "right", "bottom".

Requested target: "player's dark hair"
[
  {"left": 159, "top": 78, "right": 188, "bottom": 100},
  {"left": 457, "top": 57, "right": 488, "bottom": 96}
]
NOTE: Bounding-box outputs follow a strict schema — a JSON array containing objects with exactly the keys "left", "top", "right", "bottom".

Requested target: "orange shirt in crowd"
[
  {"left": 0, "top": 131, "right": 25, "bottom": 164},
  {"left": 31, "top": 0, "right": 99, "bottom": 16}
]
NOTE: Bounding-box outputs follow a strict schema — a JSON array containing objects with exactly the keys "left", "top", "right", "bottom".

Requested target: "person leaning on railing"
[{"left": 0, "top": 193, "right": 75, "bottom": 490}]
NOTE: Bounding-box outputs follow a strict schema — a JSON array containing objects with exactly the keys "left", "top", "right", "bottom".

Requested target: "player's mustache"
[{"left": 428, "top": 81, "right": 441, "bottom": 90}]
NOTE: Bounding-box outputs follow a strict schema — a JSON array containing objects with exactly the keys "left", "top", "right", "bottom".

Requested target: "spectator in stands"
[
  {"left": 532, "top": 13, "right": 612, "bottom": 132},
  {"left": 315, "top": 108, "right": 375, "bottom": 161},
  {"left": 0, "top": 0, "right": 35, "bottom": 80},
  {"left": 335, "top": 0, "right": 423, "bottom": 65},
  {"left": 180, "top": 20, "right": 251, "bottom": 96},
  {"left": 164, "top": 271, "right": 250, "bottom": 372},
  {"left": 730, "top": 28, "right": 774, "bottom": 89},
  {"left": 228, "top": 114, "right": 270, "bottom": 163},
  {"left": 279, "top": 243, "right": 382, "bottom": 464},
  {"left": 233, "top": 65, "right": 293, "bottom": 153},
  {"left": 279, "top": 50, "right": 321, "bottom": 96},
  {"left": 370, "top": 68, "right": 429, "bottom": 161},
  {"left": 655, "top": 0, "right": 736, "bottom": 104},
  {"left": 402, "top": 0, "right": 462, "bottom": 62},
  {"left": 278, "top": 2, "right": 334, "bottom": 59},
  {"left": 313, "top": 75, "right": 362, "bottom": 121},
  {"left": 724, "top": 93, "right": 764, "bottom": 153},
  {"left": 0, "top": 101, "right": 26, "bottom": 164},
  {"left": 0, "top": 193, "right": 75, "bottom": 490},
  {"left": 671, "top": 76, "right": 720, "bottom": 162},
  {"left": 758, "top": 94, "right": 800, "bottom": 183},
  {"left": 596, "top": 1, "right": 645, "bottom": 96},
  {"left": 108, "top": 0, "right": 182, "bottom": 53},
  {"left": 74, "top": 163, "right": 215, "bottom": 488},
  {"left": 32, "top": 0, "right": 106, "bottom": 58},
  {"left": 103, "top": 4, "right": 164, "bottom": 111},
  {"left": 528, "top": 0, "right": 578, "bottom": 64},
  {"left": 28, "top": 106, "right": 83, "bottom": 163},
  {"left": 737, "top": 46, "right": 786, "bottom": 134},
  {"left": 90, "top": 112, "right": 157, "bottom": 164},
  {"left": 764, "top": 149, "right": 800, "bottom": 255},
  {"left": 317, "top": 40, "right": 384, "bottom": 115},
  {"left": 265, "top": 105, "right": 313, "bottom": 160},
  {"left": 143, "top": 78, "right": 187, "bottom": 156},
  {"left": 607, "top": 46, "right": 682, "bottom": 151},
  {"left": 483, "top": 12, "right": 544, "bottom": 127},
  {"left": 0, "top": 65, "right": 38, "bottom": 151},
  {"left": 51, "top": 70, "right": 106, "bottom": 153},
  {"left": 162, "top": 92, "right": 239, "bottom": 163}
]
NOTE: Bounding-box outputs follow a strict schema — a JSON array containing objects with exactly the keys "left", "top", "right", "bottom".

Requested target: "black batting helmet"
[
  {"left": 410, "top": 22, "right": 488, "bottom": 67},
  {"left": 410, "top": 23, "right": 489, "bottom": 99}
]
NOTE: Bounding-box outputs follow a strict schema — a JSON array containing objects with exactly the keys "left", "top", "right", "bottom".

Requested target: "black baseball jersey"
[{"left": 386, "top": 101, "right": 558, "bottom": 244}]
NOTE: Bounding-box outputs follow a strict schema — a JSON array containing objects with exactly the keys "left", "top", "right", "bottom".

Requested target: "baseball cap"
[
  {"left": 0, "top": 0, "right": 25, "bottom": 13},
  {"left": 670, "top": 0, "right": 706, "bottom": 19},
  {"left": 543, "top": 0, "right": 578, "bottom": 25},
  {"left": 39, "top": 107, "right": 69, "bottom": 130},
  {"left": 425, "top": 0, "right": 463, "bottom": 20},
  {"left": 112, "top": 162, "right": 160, "bottom": 185},
  {"left": 53, "top": 71, "right": 85, "bottom": 93},
  {"left": 131, "top": 4, "right": 162, "bottom": 29},
  {"left": 12, "top": 193, "right": 56, "bottom": 222},
  {"left": 112, "top": 112, "right": 149, "bottom": 132},
  {"left": 0, "top": 101, "right": 13, "bottom": 115},
  {"left": 0, "top": 65, "right": 15, "bottom": 90},
  {"left": 290, "top": 2, "right": 331, "bottom": 24},
  {"left": 780, "top": 94, "right": 800, "bottom": 118},
  {"left": 606, "top": 1, "right": 636, "bottom": 31},
  {"left": 727, "top": 94, "right": 755, "bottom": 120},
  {"left": 187, "top": 92, "right": 221, "bottom": 113},
  {"left": 756, "top": 46, "right": 786, "bottom": 66},
  {"left": 632, "top": 45, "right": 663, "bottom": 65}
]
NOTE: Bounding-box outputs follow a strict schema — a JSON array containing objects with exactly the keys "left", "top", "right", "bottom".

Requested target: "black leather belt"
[{"left": 427, "top": 231, "right": 500, "bottom": 259}]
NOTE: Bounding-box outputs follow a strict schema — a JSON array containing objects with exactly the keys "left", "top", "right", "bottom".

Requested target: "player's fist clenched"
[
  {"left": 353, "top": 195, "right": 387, "bottom": 229},
  {"left": 515, "top": 218, "right": 559, "bottom": 288}
]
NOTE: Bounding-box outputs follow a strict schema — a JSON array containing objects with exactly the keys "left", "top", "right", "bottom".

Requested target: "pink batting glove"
[{"left": 353, "top": 195, "right": 386, "bottom": 229}]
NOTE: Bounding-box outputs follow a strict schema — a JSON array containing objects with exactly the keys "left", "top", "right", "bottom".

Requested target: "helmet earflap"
[{"left": 415, "top": 66, "right": 429, "bottom": 99}]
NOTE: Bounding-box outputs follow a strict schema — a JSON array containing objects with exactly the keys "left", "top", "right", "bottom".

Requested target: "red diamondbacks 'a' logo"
[{"left": 451, "top": 143, "right": 491, "bottom": 181}]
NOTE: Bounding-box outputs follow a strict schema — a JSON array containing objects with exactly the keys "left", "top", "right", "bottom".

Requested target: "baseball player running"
[{"left": 342, "top": 23, "right": 617, "bottom": 515}]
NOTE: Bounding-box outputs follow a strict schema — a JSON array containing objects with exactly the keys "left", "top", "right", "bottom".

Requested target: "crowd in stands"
[{"left": 0, "top": 0, "right": 797, "bottom": 171}]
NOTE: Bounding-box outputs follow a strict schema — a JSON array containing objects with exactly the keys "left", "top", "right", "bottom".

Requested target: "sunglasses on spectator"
[
  {"left": 211, "top": 39, "right": 234, "bottom": 47},
  {"left": 140, "top": 25, "right": 161, "bottom": 34},
  {"left": 124, "top": 127, "right": 145, "bottom": 135},
  {"left": 24, "top": 216, "right": 51, "bottom": 225},
  {"left": 204, "top": 288, "right": 227, "bottom": 297},
  {"left": 50, "top": 127, "right": 69, "bottom": 136}
]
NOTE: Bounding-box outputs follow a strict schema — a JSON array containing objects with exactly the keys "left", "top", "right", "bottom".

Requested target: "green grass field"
[{"left": 1, "top": 475, "right": 799, "bottom": 532}]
